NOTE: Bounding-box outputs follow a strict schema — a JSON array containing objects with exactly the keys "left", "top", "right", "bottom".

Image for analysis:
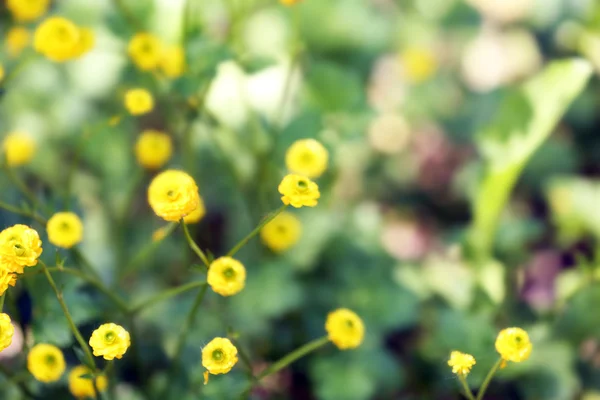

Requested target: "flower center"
[
  {"left": 13, "top": 243, "right": 25, "bottom": 256},
  {"left": 59, "top": 222, "right": 70, "bottom": 231},
  {"left": 345, "top": 319, "right": 354, "bottom": 329},
  {"left": 296, "top": 179, "right": 308, "bottom": 193},
  {"left": 223, "top": 267, "right": 236, "bottom": 280},
  {"left": 212, "top": 349, "right": 223, "bottom": 361},
  {"left": 45, "top": 354, "right": 57, "bottom": 366},
  {"left": 104, "top": 331, "right": 116, "bottom": 343},
  {"left": 300, "top": 151, "right": 314, "bottom": 164},
  {"left": 276, "top": 224, "right": 287, "bottom": 233}
]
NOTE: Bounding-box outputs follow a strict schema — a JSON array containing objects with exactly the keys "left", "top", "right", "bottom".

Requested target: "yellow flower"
[
  {"left": 89, "top": 323, "right": 131, "bottom": 360},
  {"left": 400, "top": 47, "right": 438, "bottom": 84},
  {"left": 278, "top": 174, "right": 320, "bottom": 208},
  {"left": 0, "top": 313, "right": 14, "bottom": 351},
  {"left": 6, "top": 0, "right": 49, "bottom": 22},
  {"left": 152, "top": 226, "right": 169, "bottom": 242},
  {"left": 68, "top": 365, "right": 108, "bottom": 399},
  {"left": 0, "top": 65, "right": 4, "bottom": 83},
  {"left": 128, "top": 33, "right": 163, "bottom": 71},
  {"left": 147, "top": 170, "right": 200, "bottom": 222},
  {"left": 6, "top": 26, "right": 30, "bottom": 57},
  {"left": 124, "top": 88, "right": 154, "bottom": 116},
  {"left": 447, "top": 351, "right": 476, "bottom": 376},
  {"left": 2, "top": 132, "right": 36, "bottom": 167},
  {"left": 0, "top": 224, "right": 43, "bottom": 274},
  {"left": 160, "top": 45, "right": 186, "bottom": 78},
  {"left": 183, "top": 195, "right": 206, "bottom": 224},
  {"left": 495, "top": 327, "right": 532, "bottom": 363},
  {"left": 285, "top": 139, "right": 329, "bottom": 178},
  {"left": 260, "top": 211, "right": 302, "bottom": 253},
  {"left": 27, "top": 344, "right": 66, "bottom": 383},
  {"left": 33, "top": 17, "right": 92, "bottom": 62},
  {"left": 325, "top": 308, "right": 365, "bottom": 350},
  {"left": 47, "top": 212, "right": 84, "bottom": 249},
  {"left": 135, "top": 130, "right": 173, "bottom": 169},
  {"left": 207, "top": 257, "right": 246, "bottom": 297},
  {"left": 202, "top": 337, "right": 238, "bottom": 376},
  {"left": 280, "top": 0, "right": 303, "bottom": 5},
  {"left": 0, "top": 270, "right": 17, "bottom": 296}
]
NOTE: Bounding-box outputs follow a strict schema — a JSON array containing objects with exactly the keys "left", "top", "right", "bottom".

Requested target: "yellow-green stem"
[
  {"left": 130, "top": 281, "right": 206, "bottom": 314},
  {"left": 458, "top": 374, "right": 475, "bottom": 400},
  {"left": 476, "top": 358, "right": 503, "bottom": 400},
  {"left": 227, "top": 205, "right": 288, "bottom": 257},
  {"left": 180, "top": 220, "right": 210, "bottom": 267},
  {"left": 0, "top": 293, "right": 5, "bottom": 312},
  {"left": 39, "top": 260, "right": 97, "bottom": 372},
  {"left": 171, "top": 284, "right": 208, "bottom": 363},
  {"left": 0, "top": 201, "right": 46, "bottom": 226}
]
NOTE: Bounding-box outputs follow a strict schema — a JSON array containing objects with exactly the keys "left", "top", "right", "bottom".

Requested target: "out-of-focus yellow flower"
[
  {"left": 183, "top": 195, "right": 206, "bottom": 224},
  {"left": 260, "top": 212, "right": 302, "bottom": 253},
  {"left": 0, "top": 314, "right": 14, "bottom": 351},
  {"left": 278, "top": 174, "right": 320, "bottom": 208},
  {"left": 6, "top": 0, "right": 49, "bottom": 22},
  {"left": 108, "top": 115, "right": 122, "bottom": 127},
  {"left": 160, "top": 45, "right": 186, "bottom": 78},
  {"left": 280, "top": 0, "right": 303, "bottom": 5},
  {"left": 325, "top": 308, "right": 365, "bottom": 350},
  {"left": 0, "top": 270, "right": 17, "bottom": 296},
  {"left": 47, "top": 212, "right": 84, "bottom": 249},
  {"left": 124, "top": 88, "right": 154, "bottom": 116},
  {"left": 207, "top": 257, "right": 246, "bottom": 296},
  {"left": 2, "top": 132, "right": 36, "bottom": 167},
  {"left": 400, "top": 47, "right": 438, "bottom": 84},
  {"left": 27, "top": 344, "right": 66, "bottom": 383},
  {"left": 135, "top": 130, "right": 172, "bottom": 169},
  {"left": 0, "top": 65, "right": 4, "bottom": 83},
  {"left": 0, "top": 224, "right": 43, "bottom": 274},
  {"left": 89, "top": 323, "right": 130, "bottom": 361},
  {"left": 495, "top": 327, "right": 532, "bottom": 363},
  {"left": 128, "top": 33, "right": 163, "bottom": 71},
  {"left": 68, "top": 365, "right": 108, "bottom": 399},
  {"left": 33, "top": 17, "right": 93, "bottom": 62},
  {"left": 202, "top": 337, "right": 238, "bottom": 376},
  {"left": 148, "top": 170, "right": 200, "bottom": 222},
  {"left": 152, "top": 226, "right": 169, "bottom": 242},
  {"left": 6, "top": 27, "right": 30, "bottom": 57},
  {"left": 448, "top": 351, "right": 476, "bottom": 376},
  {"left": 285, "top": 139, "right": 329, "bottom": 178}
]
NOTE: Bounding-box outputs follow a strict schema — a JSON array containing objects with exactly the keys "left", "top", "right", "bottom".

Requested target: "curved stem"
[
  {"left": 120, "top": 222, "right": 178, "bottom": 279},
  {"left": 39, "top": 260, "right": 97, "bottom": 371},
  {"left": 180, "top": 220, "right": 210, "bottom": 267},
  {"left": 171, "top": 284, "right": 208, "bottom": 362},
  {"left": 4, "top": 167, "right": 44, "bottom": 213},
  {"left": 458, "top": 374, "right": 475, "bottom": 400},
  {"left": 260, "top": 336, "right": 328, "bottom": 381},
  {"left": 0, "top": 201, "right": 47, "bottom": 226},
  {"left": 226, "top": 205, "right": 287, "bottom": 257},
  {"left": 476, "top": 358, "right": 503, "bottom": 400},
  {"left": 71, "top": 247, "right": 102, "bottom": 282},
  {"left": 130, "top": 281, "right": 206, "bottom": 314}
]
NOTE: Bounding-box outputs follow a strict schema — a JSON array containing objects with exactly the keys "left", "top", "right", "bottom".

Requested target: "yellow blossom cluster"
[
  {"left": 128, "top": 33, "right": 186, "bottom": 78},
  {"left": 2, "top": 132, "right": 36, "bottom": 167},
  {"left": 0, "top": 224, "right": 42, "bottom": 296},
  {"left": 34, "top": 17, "right": 94, "bottom": 62}
]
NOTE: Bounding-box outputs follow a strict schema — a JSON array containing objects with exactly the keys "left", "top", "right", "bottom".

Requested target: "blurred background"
[{"left": 2, "top": 0, "right": 600, "bottom": 399}]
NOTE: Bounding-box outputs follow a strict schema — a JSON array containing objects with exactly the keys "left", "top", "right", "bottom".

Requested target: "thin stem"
[
  {"left": 5, "top": 167, "right": 43, "bottom": 213},
  {"left": 458, "top": 374, "right": 475, "bottom": 400},
  {"left": 227, "top": 205, "right": 287, "bottom": 257},
  {"left": 0, "top": 201, "right": 46, "bottom": 225},
  {"left": 258, "top": 336, "right": 329, "bottom": 381},
  {"left": 0, "top": 53, "right": 37, "bottom": 88},
  {"left": 476, "top": 358, "right": 503, "bottom": 400},
  {"left": 120, "top": 222, "right": 178, "bottom": 279},
  {"left": 71, "top": 247, "right": 102, "bottom": 282},
  {"left": 171, "top": 284, "right": 208, "bottom": 363},
  {"left": 112, "top": 0, "right": 142, "bottom": 30},
  {"left": 231, "top": 338, "right": 256, "bottom": 381},
  {"left": 0, "top": 293, "right": 5, "bottom": 312},
  {"left": 39, "top": 260, "right": 97, "bottom": 371},
  {"left": 180, "top": 220, "right": 210, "bottom": 267},
  {"left": 130, "top": 281, "right": 206, "bottom": 314}
]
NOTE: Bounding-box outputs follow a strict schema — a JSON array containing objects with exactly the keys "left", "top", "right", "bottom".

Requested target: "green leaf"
[
  {"left": 78, "top": 373, "right": 95, "bottom": 380},
  {"left": 467, "top": 58, "right": 593, "bottom": 258},
  {"left": 73, "top": 347, "right": 95, "bottom": 370}
]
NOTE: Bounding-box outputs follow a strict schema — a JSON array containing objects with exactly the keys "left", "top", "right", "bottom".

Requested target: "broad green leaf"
[{"left": 467, "top": 59, "right": 592, "bottom": 258}]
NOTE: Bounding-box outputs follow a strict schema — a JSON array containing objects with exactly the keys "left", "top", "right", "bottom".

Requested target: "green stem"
[
  {"left": 171, "top": 284, "right": 208, "bottom": 363},
  {"left": 0, "top": 201, "right": 47, "bottom": 226},
  {"left": 112, "top": 0, "right": 142, "bottom": 30},
  {"left": 227, "top": 205, "right": 287, "bottom": 257},
  {"left": 458, "top": 374, "right": 475, "bottom": 400},
  {"left": 39, "top": 260, "right": 97, "bottom": 371},
  {"left": 476, "top": 358, "right": 503, "bottom": 400},
  {"left": 71, "top": 247, "right": 102, "bottom": 282},
  {"left": 0, "top": 53, "right": 37, "bottom": 88},
  {"left": 0, "top": 293, "right": 5, "bottom": 312},
  {"left": 5, "top": 167, "right": 43, "bottom": 213},
  {"left": 258, "top": 336, "right": 329, "bottom": 381},
  {"left": 130, "top": 281, "right": 206, "bottom": 314},
  {"left": 180, "top": 220, "right": 210, "bottom": 267},
  {"left": 231, "top": 338, "right": 256, "bottom": 381}
]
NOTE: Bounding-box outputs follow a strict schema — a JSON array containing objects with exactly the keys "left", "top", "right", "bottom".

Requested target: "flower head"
[
  {"left": 0, "top": 224, "right": 43, "bottom": 274},
  {"left": 148, "top": 170, "right": 199, "bottom": 222},
  {"left": 6, "top": 27, "right": 30, "bottom": 57},
  {"left": 400, "top": 47, "right": 438, "bottom": 84},
  {"left": 3, "top": 132, "right": 36, "bottom": 167},
  {"left": 33, "top": 17, "right": 92, "bottom": 62},
  {"left": 0, "top": 313, "right": 14, "bottom": 351},
  {"left": 135, "top": 130, "right": 172, "bottom": 169},
  {"left": 7, "top": 0, "right": 49, "bottom": 22},
  {"left": 89, "top": 323, "right": 130, "bottom": 360},
  {"left": 260, "top": 211, "right": 302, "bottom": 253},
  {"left": 207, "top": 257, "right": 246, "bottom": 297},
  {"left": 0, "top": 65, "right": 4, "bottom": 83},
  {"left": 160, "top": 45, "right": 186, "bottom": 78},
  {"left": 69, "top": 365, "right": 108, "bottom": 399},
  {"left": 448, "top": 351, "right": 476, "bottom": 376},
  {"left": 47, "top": 212, "right": 83, "bottom": 249},
  {"left": 325, "top": 308, "right": 365, "bottom": 350},
  {"left": 27, "top": 344, "right": 66, "bottom": 383},
  {"left": 128, "top": 33, "right": 163, "bottom": 71},
  {"left": 125, "top": 88, "right": 154, "bottom": 116},
  {"left": 280, "top": 0, "right": 303, "bottom": 5},
  {"left": 202, "top": 337, "right": 238, "bottom": 375},
  {"left": 285, "top": 139, "right": 329, "bottom": 178},
  {"left": 0, "top": 270, "right": 17, "bottom": 296},
  {"left": 495, "top": 327, "right": 532, "bottom": 363},
  {"left": 278, "top": 174, "right": 320, "bottom": 208},
  {"left": 183, "top": 195, "right": 206, "bottom": 224}
]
